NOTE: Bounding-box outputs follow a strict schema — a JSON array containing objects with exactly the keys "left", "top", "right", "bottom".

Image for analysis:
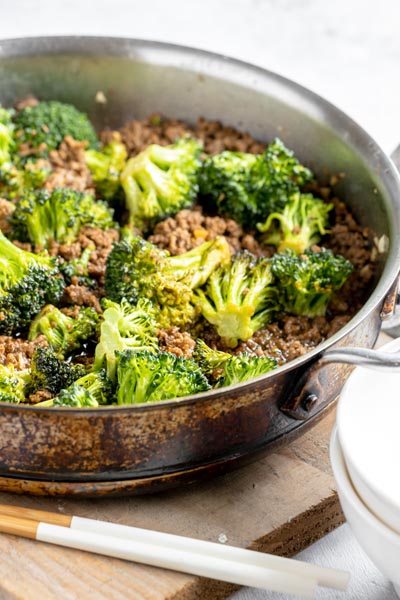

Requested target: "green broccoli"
[
  {"left": 94, "top": 298, "right": 159, "bottom": 382},
  {"left": 28, "top": 304, "right": 99, "bottom": 356},
  {"left": 192, "top": 339, "right": 233, "bottom": 377},
  {"left": 121, "top": 137, "right": 202, "bottom": 230},
  {"left": 0, "top": 158, "right": 51, "bottom": 201},
  {"left": 0, "top": 107, "right": 14, "bottom": 127},
  {"left": 271, "top": 248, "right": 353, "bottom": 317},
  {"left": 13, "top": 101, "right": 99, "bottom": 158},
  {"left": 0, "top": 109, "right": 19, "bottom": 198},
  {"left": 10, "top": 187, "right": 114, "bottom": 247},
  {"left": 28, "top": 347, "right": 86, "bottom": 396},
  {"left": 0, "top": 110, "right": 14, "bottom": 165},
  {"left": 45, "top": 370, "right": 114, "bottom": 408},
  {"left": 0, "top": 364, "right": 30, "bottom": 404},
  {"left": 192, "top": 340, "right": 277, "bottom": 387},
  {"left": 116, "top": 349, "right": 210, "bottom": 405},
  {"left": 0, "top": 230, "right": 65, "bottom": 333},
  {"left": 85, "top": 136, "right": 127, "bottom": 199},
  {"left": 220, "top": 354, "right": 277, "bottom": 386},
  {"left": 199, "top": 151, "right": 258, "bottom": 226},
  {"left": 199, "top": 138, "right": 313, "bottom": 228},
  {"left": 193, "top": 251, "right": 278, "bottom": 348},
  {"left": 52, "top": 382, "right": 100, "bottom": 408},
  {"left": 105, "top": 235, "right": 230, "bottom": 328},
  {"left": 193, "top": 338, "right": 277, "bottom": 384},
  {"left": 257, "top": 192, "right": 333, "bottom": 254}
]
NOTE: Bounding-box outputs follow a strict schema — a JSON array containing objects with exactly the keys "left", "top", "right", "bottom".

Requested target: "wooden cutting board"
[{"left": 0, "top": 409, "right": 342, "bottom": 600}]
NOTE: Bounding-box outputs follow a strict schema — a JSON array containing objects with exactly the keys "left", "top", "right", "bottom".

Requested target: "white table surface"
[{"left": 1, "top": 1, "right": 400, "bottom": 598}]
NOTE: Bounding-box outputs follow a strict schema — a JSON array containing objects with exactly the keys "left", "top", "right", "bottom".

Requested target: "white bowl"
[
  {"left": 336, "top": 336, "right": 400, "bottom": 534},
  {"left": 330, "top": 428, "right": 400, "bottom": 597}
]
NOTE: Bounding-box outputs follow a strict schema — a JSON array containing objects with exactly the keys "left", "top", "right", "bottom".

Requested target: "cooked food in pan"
[{"left": 0, "top": 99, "right": 374, "bottom": 407}]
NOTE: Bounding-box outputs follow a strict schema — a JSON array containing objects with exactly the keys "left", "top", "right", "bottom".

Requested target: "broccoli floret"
[
  {"left": 50, "top": 370, "right": 113, "bottom": 408},
  {"left": 13, "top": 101, "right": 99, "bottom": 159},
  {"left": 192, "top": 339, "right": 232, "bottom": 376},
  {"left": 0, "top": 158, "right": 51, "bottom": 201},
  {"left": 0, "top": 231, "right": 65, "bottom": 333},
  {"left": 199, "top": 151, "right": 258, "bottom": 225},
  {"left": 0, "top": 107, "right": 14, "bottom": 127},
  {"left": 85, "top": 136, "right": 127, "bottom": 200},
  {"left": 94, "top": 298, "right": 159, "bottom": 382},
  {"left": 0, "top": 364, "right": 30, "bottom": 404},
  {"left": 219, "top": 354, "right": 277, "bottom": 387},
  {"left": 116, "top": 349, "right": 210, "bottom": 405},
  {"left": 271, "top": 248, "right": 353, "bottom": 317},
  {"left": 105, "top": 235, "right": 230, "bottom": 328},
  {"left": 10, "top": 187, "right": 114, "bottom": 247},
  {"left": 165, "top": 236, "right": 231, "bottom": 289},
  {"left": 28, "top": 304, "right": 99, "bottom": 356},
  {"left": 0, "top": 109, "right": 18, "bottom": 197},
  {"left": 0, "top": 114, "right": 14, "bottom": 165},
  {"left": 199, "top": 139, "right": 313, "bottom": 228},
  {"left": 121, "top": 137, "right": 202, "bottom": 230},
  {"left": 257, "top": 192, "right": 333, "bottom": 254},
  {"left": 28, "top": 347, "right": 86, "bottom": 396},
  {"left": 193, "top": 251, "right": 278, "bottom": 348},
  {"left": 192, "top": 339, "right": 277, "bottom": 386},
  {"left": 53, "top": 382, "right": 100, "bottom": 408},
  {"left": 0, "top": 107, "right": 50, "bottom": 199}
]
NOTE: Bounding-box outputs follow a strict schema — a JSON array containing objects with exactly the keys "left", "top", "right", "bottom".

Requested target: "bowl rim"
[
  {"left": 0, "top": 35, "right": 400, "bottom": 413},
  {"left": 331, "top": 428, "right": 400, "bottom": 545},
  {"left": 337, "top": 336, "right": 400, "bottom": 522}
]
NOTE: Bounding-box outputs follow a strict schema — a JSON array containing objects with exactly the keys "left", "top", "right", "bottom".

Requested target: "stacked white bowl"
[{"left": 331, "top": 337, "right": 400, "bottom": 597}]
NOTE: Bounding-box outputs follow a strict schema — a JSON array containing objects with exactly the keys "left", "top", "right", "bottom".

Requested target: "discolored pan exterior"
[
  {"left": 0, "top": 37, "right": 398, "bottom": 494},
  {"left": 0, "top": 305, "right": 379, "bottom": 484}
]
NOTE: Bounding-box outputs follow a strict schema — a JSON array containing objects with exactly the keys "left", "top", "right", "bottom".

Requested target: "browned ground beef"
[
  {"left": 101, "top": 115, "right": 265, "bottom": 157},
  {"left": 0, "top": 198, "right": 15, "bottom": 235},
  {"left": 157, "top": 327, "right": 196, "bottom": 358},
  {"left": 0, "top": 112, "right": 375, "bottom": 370},
  {"left": 0, "top": 335, "right": 48, "bottom": 370},
  {"left": 45, "top": 136, "right": 94, "bottom": 193},
  {"left": 149, "top": 206, "right": 265, "bottom": 256}
]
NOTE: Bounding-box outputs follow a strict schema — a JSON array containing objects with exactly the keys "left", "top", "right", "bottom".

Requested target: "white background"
[{"left": 1, "top": 1, "right": 399, "bottom": 598}]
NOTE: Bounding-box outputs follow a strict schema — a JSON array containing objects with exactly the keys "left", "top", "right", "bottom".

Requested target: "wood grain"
[{"left": 0, "top": 409, "right": 342, "bottom": 600}]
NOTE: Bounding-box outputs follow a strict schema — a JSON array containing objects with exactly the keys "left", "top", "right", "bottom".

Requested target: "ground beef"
[
  {"left": 48, "top": 227, "right": 119, "bottom": 289},
  {"left": 101, "top": 115, "right": 194, "bottom": 156},
  {"left": 62, "top": 279, "right": 102, "bottom": 313},
  {"left": 157, "top": 327, "right": 196, "bottom": 358},
  {"left": 201, "top": 312, "right": 353, "bottom": 364},
  {"left": 0, "top": 198, "right": 15, "bottom": 235},
  {"left": 44, "top": 136, "right": 94, "bottom": 193},
  {"left": 0, "top": 334, "right": 47, "bottom": 370},
  {"left": 323, "top": 197, "right": 375, "bottom": 312},
  {"left": 195, "top": 117, "right": 265, "bottom": 155},
  {"left": 102, "top": 115, "right": 265, "bottom": 157},
  {"left": 79, "top": 227, "right": 120, "bottom": 285},
  {"left": 27, "top": 389, "right": 53, "bottom": 405},
  {"left": 148, "top": 206, "right": 265, "bottom": 256}
]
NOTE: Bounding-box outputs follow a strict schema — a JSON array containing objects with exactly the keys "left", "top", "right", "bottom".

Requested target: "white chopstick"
[
  {"left": 72, "top": 515, "right": 349, "bottom": 591},
  {"left": 0, "top": 504, "right": 349, "bottom": 597},
  {"left": 1, "top": 512, "right": 316, "bottom": 597}
]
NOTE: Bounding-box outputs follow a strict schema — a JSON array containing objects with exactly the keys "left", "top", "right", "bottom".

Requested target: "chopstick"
[
  {"left": 0, "top": 504, "right": 349, "bottom": 597},
  {"left": 0, "top": 511, "right": 316, "bottom": 598}
]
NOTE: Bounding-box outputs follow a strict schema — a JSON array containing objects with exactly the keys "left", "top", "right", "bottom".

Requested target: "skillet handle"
[
  {"left": 280, "top": 341, "right": 400, "bottom": 420},
  {"left": 320, "top": 345, "right": 400, "bottom": 371}
]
